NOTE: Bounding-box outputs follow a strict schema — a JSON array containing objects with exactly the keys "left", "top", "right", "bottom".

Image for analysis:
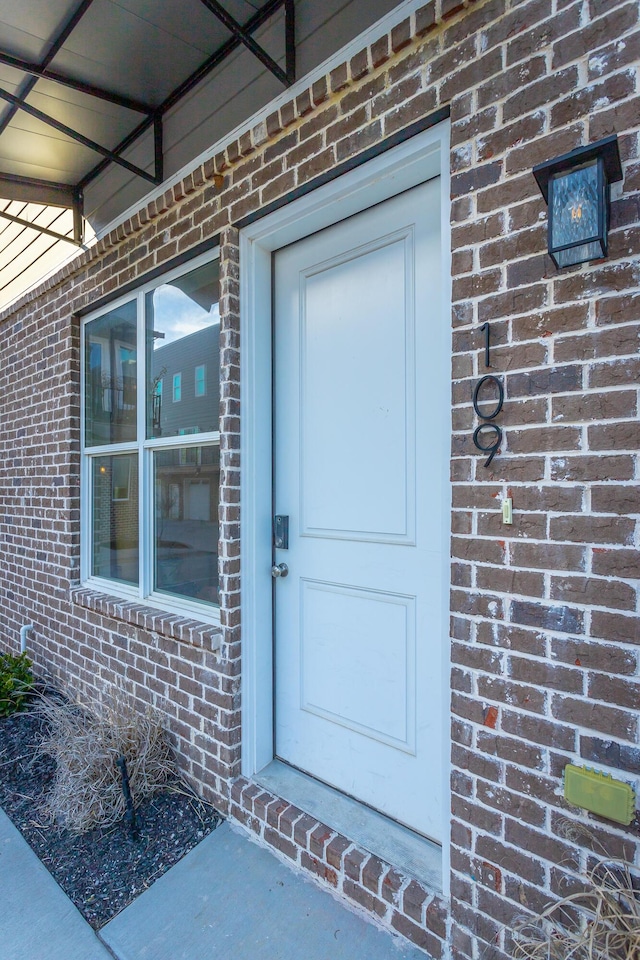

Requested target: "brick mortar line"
[{"left": 451, "top": 615, "right": 640, "bottom": 640}]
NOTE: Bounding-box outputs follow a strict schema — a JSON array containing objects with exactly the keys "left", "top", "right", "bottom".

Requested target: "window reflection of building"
[
  {"left": 85, "top": 300, "right": 138, "bottom": 446},
  {"left": 151, "top": 325, "right": 219, "bottom": 439},
  {"left": 87, "top": 334, "right": 137, "bottom": 424},
  {"left": 154, "top": 446, "right": 220, "bottom": 605},
  {"left": 152, "top": 379, "right": 163, "bottom": 435},
  {"left": 83, "top": 257, "right": 220, "bottom": 613},
  {"left": 92, "top": 456, "right": 139, "bottom": 585}
]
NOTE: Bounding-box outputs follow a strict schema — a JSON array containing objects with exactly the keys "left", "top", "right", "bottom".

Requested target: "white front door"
[{"left": 273, "top": 179, "right": 445, "bottom": 842}]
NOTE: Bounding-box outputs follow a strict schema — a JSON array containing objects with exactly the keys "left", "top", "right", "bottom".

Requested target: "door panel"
[
  {"left": 300, "top": 579, "right": 416, "bottom": 750},
  {"left": 299, "top": 231, "right": 415, "bottom": 542},
  {"left": 274, "top": 179, "right": 445, "bottom": 842}
]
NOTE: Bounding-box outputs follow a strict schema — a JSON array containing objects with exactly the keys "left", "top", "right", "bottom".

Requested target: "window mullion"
[
  {"left": 137, "top": 287, "right": 146, "bottom": 450},
  {"left": 141, "top": 446, "right": 154, "bottom": 599},
  {"left": 80, "top": 429, "right": 92, "bottom": 583},
  {"left": 80, "top": 318, "right": 89, "bottom": 582},
  {"left": 138, "top": 289, "right": 148, "bottom": 599}
]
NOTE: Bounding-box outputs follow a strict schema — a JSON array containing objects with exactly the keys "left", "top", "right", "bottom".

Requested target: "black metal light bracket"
[{"left": 533, "top": 135, "right": 623, "bottom": 269}]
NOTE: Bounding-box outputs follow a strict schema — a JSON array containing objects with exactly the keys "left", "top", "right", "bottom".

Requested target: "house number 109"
[{"left": 473, "top": 322, "right": 504, "bottom": 467}]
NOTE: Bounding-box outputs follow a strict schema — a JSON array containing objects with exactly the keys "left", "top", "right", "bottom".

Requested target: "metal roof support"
[
  {"left": 0, "top": 0, "right": 96, "bottom": 138},
  {"left": 0, "top": 50, "right": 154, "bottom": 115},
  {"left": 0, "top": 0, "right": 293, "bottom": 213},
  {"left": 0, "top": 207, "right": 83, "bottom": 246},
  {"left": 0, "top": 173, "right": 76, "bottom": 207},
  {"left": 79, "top": 113, "right": 157, "bottom": 191},
  {"left": 285, "top": 0, "right": 295, "bottom": 86},
  {"left": 154, "top": 115, "right": 164, "bottom": 186},
  {"left": 199, "top": 0, "right": 294, "bottom": 87},
  {"left": 0, "top": 86, "right": 161, "bottom": 186},
  {"left": 161, "top": 0, "right": 287, "bottom": 114},
  {"left": 73, "top": 187, "right": 84, "bottom": 244},
  {"left": 80, "top": 0, "right": 290, "bottom": 191}
]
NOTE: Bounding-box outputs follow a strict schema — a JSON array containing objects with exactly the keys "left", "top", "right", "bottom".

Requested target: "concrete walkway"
[
  {"left": 0, "top": 810, "right": 427, "bottom": 960},
  {"left": 0, "top": 808, "right": 113, "bottom": 960}
]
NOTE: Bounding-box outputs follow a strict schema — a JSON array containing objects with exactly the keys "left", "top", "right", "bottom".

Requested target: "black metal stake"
[{"left": 117, "top": 755, "right": 138, "bottom": 840}]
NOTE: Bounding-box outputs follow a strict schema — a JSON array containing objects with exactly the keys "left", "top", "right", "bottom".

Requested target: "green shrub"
[{"left": 0, "top": 653, "right": 34, "bottom": 717}]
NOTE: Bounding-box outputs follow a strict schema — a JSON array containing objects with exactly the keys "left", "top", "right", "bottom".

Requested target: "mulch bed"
[{"left": 0, "top": 703, "right": 221, "bottom": 929}]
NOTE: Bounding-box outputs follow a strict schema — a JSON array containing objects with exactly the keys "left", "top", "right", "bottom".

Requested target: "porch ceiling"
[{"left": 0, "top": 0, "right": 294, "bottom": 308}]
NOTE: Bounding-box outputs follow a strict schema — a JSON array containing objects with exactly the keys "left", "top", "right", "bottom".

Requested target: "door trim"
[{"left": 239, "top": 121, "right": 452, "bottom": 892}]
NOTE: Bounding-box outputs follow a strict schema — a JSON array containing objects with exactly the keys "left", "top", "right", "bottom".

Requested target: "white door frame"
[{"left": 239, "top": 121, "right": 452, "bottom": 865}]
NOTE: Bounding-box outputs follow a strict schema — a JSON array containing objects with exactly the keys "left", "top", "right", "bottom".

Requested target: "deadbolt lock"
[{"left": 274, "top": 515, "right": 289, "bottom": 549}]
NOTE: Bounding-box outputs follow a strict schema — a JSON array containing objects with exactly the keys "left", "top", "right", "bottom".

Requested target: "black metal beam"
[
  {"left": 0, "top": 86, "right": 160, "bottom": 185},
  {"left": 154, "top": 115, "right": 164, "bottom": 186},
  {"left": 199, "top": 0, "right": 290, "bottom": 87},
  {"left": 78, "top": 113, "right": 156, "bottom": 191},
  {"left": 285, "top": 0, "right": 295, "bottom": 85},
  {"left": 0, "top": 0, "right": 294, "bottom": 210},
  {"left": 0, "top": 206, "right": 82, "bottom": 245},
  {"left": 0, "top": 172, "right": 76, "bottom": 207},
  {"left": 162, "top": 0, "right": 285, "bottom": 114},
  {"left": 0, "top": 0, "right": 96, "bottom": 138},
  {"left": 73, "top": 187, "right": 84, "bottom": 244},
  {"left": 81, "top": 0, "right": 286, "bottom": 190},
  {"left": 0, "top": 50, "right": 154, "bottom": 115}
]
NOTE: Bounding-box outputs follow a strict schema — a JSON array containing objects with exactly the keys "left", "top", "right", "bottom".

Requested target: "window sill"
[{"left": 70, "top": 586, "right": 222, "bottom": 654}]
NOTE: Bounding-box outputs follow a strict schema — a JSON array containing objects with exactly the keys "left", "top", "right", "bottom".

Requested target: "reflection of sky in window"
[{"left": 152, "top": 285, "right": 220, "bottom": 347}]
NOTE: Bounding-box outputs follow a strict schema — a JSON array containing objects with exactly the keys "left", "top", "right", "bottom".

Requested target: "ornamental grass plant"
[
  {"left": 513, "top": 823, "right": 640, "bottom": 960},
  {"left": 36, "top": 691, "right": 176, "bottom": 833}
]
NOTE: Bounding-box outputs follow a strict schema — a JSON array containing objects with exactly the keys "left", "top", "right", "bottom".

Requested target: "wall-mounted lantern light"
[{"left": 533, "top": 135, "right": 622, "bottom": 269}]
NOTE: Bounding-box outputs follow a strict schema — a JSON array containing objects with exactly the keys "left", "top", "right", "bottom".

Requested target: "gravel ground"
[{"left": 0, "top": 704, "right": 221, "bottom": 929}]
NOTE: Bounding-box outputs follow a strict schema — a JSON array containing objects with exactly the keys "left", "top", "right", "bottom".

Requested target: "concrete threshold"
[{"left": 256, "top": 759, "right": 443, "bottom": 893}]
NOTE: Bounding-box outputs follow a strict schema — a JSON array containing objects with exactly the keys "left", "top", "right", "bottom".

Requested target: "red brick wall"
[{"left": 1, "top": 1, "right": 638, "bottom": 956}]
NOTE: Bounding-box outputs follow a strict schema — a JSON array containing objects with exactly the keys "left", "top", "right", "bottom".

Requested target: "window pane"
[
  {"left": 550, "top": 161, "right": 600, "bottom": 250},
  {"left": 92, "top": 455, "right": 139, "bottom": 585},
  {"left": 85, "top": 301, "right": 137, "bottom": 446},
  {"left": 147, "top": 261, "right": 220, "bottom": 439},
  {"left": 154, "top": 446, "right": 219, "bottom": 606},
  {"left": 195, "top": 364, "right": 206, "bottom": 397}
]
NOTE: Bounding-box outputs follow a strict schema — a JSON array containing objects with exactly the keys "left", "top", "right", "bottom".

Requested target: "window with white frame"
[{"left": 82, "top": 253, "right": 221, "bottom": 616}]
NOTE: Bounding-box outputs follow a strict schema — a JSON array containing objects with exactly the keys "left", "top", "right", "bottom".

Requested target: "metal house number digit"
[
  {"left": 472, "top": 324, "right": 504, "bottom": 467},
  {"left": 473, "top": 422, "right": 502, "bottom": 467}
]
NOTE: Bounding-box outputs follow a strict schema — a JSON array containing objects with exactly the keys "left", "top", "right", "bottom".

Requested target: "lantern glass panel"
[{"left": 548, "top": 159, "right": 606, "bottom": 268}]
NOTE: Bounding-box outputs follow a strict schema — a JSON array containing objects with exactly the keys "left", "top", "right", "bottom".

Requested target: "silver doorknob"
[{"left": 271, "top": 563, "right": 289, "bottom": 578}]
